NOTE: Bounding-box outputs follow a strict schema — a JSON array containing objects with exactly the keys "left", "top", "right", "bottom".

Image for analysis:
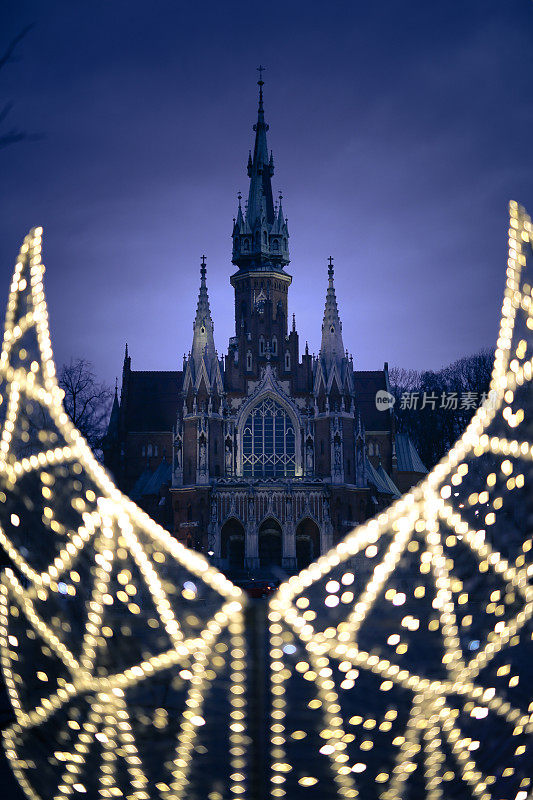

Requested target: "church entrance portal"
[
  {"left": 295, "top": 518, "right": 320, "bottom": 571},
  {"left": 259, "top": 518, "right": 283, "bottom": 568},
  {"left": 220, "top": 519, "right": 245, "bottom": 571}
]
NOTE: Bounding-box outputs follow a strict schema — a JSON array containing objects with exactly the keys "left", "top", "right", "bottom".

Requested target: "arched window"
[
  {"left": 147, "top": 444, "right": 153, "bottom": 457},
  {"left": 243, "top": 239, "right": 249, "bottom": 252},
  {"left": 242, "top": 397, "right": 296, "bottom": 478},
  {"left": 246, "top": 351, "right": 252, "bottom": 371},
  {"left": 154, "top": 444, "right": 158, "bottom": 458},
  {"left": 141, "top": 445, "right": 146, "bottom": 457},
  {"left": 285, "top": 351, "right": 290, "bottom": 370},
  {"left": 263, "top": 231, "right": 268, "bottom": 244},
  {"left": 271, "top": 336, "right": 277, "bottom": 356},
  {"left": 259, "top": 336, "right": 265, "bottom": 356},
  {"left": 376, "top": 442, "right": 380, "bottom": 456},
  {"left": 368, "top": 442, "right": 374, "bottom": 456},
  {"left": 272, "top": 239, "right": 279, "bottom": 251}
]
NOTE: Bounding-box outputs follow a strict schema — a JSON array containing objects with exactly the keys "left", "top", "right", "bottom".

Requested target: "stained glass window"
[{"left": 242, "top": 397, "right": 296, "bottom": 477}]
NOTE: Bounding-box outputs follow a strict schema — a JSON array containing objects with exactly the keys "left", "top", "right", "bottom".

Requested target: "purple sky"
[{"left": 1, "top": 0, "right": 533, "bottom": 387}]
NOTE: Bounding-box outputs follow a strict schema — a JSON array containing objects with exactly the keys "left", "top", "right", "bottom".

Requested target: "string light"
[
  {"left": 0, "top": 201, "right": 531, "bottom": 800},
  {"left": 0, "top": 229, "right": 247, "bottom": 799},
  {"left": 269, "top": 202, "right": 533, "bottom": 799}
]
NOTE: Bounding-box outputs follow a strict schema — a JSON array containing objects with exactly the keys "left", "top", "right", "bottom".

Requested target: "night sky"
[{"left": 1, "top": 1, "right": 532, "bottom": 388}]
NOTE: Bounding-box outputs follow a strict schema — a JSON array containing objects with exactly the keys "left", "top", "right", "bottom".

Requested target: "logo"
[{"left": 375, "top": 390, "right": 396, "bottom": 411}]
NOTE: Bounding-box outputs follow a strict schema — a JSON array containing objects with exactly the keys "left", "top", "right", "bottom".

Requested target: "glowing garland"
[
  {"left": 0, "top": 202, "right": 530, "bottom": 800},
  {"left": 0, "top": 229, "right": 247, "bottom": 799},
  {"left": 268, "top": 202, "right": 533, "bottom": 799}
]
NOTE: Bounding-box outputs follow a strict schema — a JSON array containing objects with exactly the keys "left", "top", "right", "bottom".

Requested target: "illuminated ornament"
[
  {"left": 0, "top": 229, "right": 247, "bottom": 798},
  {"left": 269, "top": 202, "right": 533, "bottom": 799},
  {"left": 0, "top": 202, "right": 531, "bottom": 800}
]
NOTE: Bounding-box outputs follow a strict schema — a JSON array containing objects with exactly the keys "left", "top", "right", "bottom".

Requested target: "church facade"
[{"left": 104, "top": 77, "right": 427, "bottom": 575}]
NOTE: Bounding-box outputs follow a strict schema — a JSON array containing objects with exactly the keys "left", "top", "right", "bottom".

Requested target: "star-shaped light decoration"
[
  {"left": 0, "top": 229, "right": 247, "bottom": 799},
  {"left": 268, "top": 202, "right": 533, "bottom": 800}
]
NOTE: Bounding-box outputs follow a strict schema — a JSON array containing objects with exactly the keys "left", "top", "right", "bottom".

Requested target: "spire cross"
[
  {"left": 257, "top": 65, "right": 266, "bottom": 111},
  {"left": 328, "top": 256, "right": 334, "bottom": 281},
  {"left": 200, "top": 255, "right": 207, "bottom": 282}
]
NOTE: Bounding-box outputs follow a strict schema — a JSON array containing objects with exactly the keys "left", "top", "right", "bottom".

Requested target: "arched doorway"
[
  {"left": 220, "top": 518, "right": 245, "bottom": 571},
  {"left": 295, "top": 518, "right": 320, "bottom": 571},
  {"left": 258, "top": 518, "right": 282, "bottom": 568}
]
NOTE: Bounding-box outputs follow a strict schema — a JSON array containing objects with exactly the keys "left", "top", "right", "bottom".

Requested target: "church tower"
[{"left": 228, "top": 70, "right": 294, "bottom": 384}]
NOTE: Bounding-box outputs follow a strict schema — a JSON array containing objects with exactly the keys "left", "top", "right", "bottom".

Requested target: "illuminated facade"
[{"left": 104, "top": 78, "right": 427, "bottom": 573}]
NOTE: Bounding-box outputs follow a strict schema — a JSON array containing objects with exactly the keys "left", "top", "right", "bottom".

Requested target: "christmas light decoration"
[
  {"left": 0, "top": 228, "right": 247, "bottom": 800},
  {"left": 0, "top": 202, "right": 531, "bottom": 800},
  {"left": 268, "top": 202, "right": 533, "bottom": 799}
]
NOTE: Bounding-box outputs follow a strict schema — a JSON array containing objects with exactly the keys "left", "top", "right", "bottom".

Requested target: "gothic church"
[{"left": 104, "top": 76, "right": 427, "bottom": 575}]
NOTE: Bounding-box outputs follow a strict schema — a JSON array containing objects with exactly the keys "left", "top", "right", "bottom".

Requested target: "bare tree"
[
  {"left": 58, "top": 358, "right": 112, "bottom": 456},
  {"left": 0, "top": 24, "right": 39, "bottom": 150},
  {"left": 390, "top": 349, "right": 494, "bottom": 470}
]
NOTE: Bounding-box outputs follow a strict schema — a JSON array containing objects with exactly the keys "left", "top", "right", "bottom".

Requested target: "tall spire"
[
  {"left": 247, "top": 65, "right": 274, "bottom": 228},
  {"left": 191, "top": 255, "right": 216, "bottom": 370},
  {"left": 231, "top": 69, "right": 289, "bottom": 271},
  {"left": 320, "top": 256, "right": 345, "bottom": 366}
]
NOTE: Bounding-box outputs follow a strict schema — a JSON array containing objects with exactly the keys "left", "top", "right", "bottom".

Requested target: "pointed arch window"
[
  {"left": 272, "top": 238, "right": 279, "bottom": 251},
  {"left": 271, "top": 336, "right": 277, "bottom": 356},
  {"left": 246, "top": 350, "right": 252, "bottom": 371},
  {"left": 242, "top": 397, "right": 296, "bottom": 478},
  {"left": 147, "top": 444, "right": 153, "bottom": 457},
  {"left": 285, "top": 351, "right": 291, "bottom": 371},
  {"left": 243, "top": 239, "right": 249, "bottom": 252},
  {"left": 259, "top": 336, "right": 265, "bottom": 356},
  {"left": 368, "top": 442, "right": 374, "bottom": 456}
]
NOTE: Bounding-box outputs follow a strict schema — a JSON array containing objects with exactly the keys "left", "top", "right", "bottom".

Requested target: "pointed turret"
[
  {"left": 192, "top": 256, "right": 216, "bottom": 369},
  {"left": 231, "top": 68, "right": 289, "bottom": 271},
  {"left": 320, "top": 257, "right": 345, "bottom": 365},
  {"left": 313, "top": 257, "right": 355, "bottom": 401},
  {"left": 184, "top": 256, "right": 223, "bottom": 396}
]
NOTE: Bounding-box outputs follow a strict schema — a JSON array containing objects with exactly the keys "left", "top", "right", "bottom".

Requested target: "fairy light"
[
  {"left": 0, "top": 205, "right": 531, "bottom": 799},
  {"left": 0, "top": 229, "right": 247, "bottom": 799},
  {"left": 269, "top": 202, "right": 533, "bottom": 799}
]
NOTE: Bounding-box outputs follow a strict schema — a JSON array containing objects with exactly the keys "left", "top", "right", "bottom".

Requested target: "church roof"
[
  {"left": 376, "top": 462, "right": 401, "bottom": 497},
  {"left": 365, "top": 457, "right": 397, "bottom": 495},
  {"left": 395, "top": 433, "right": 427, "bottom": 473},
  {"left": 130, "top": 459, "right": 172, "bottom": 498},
  {"left": 124, "top": 371, "right": 180, "bottom": 431}
]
